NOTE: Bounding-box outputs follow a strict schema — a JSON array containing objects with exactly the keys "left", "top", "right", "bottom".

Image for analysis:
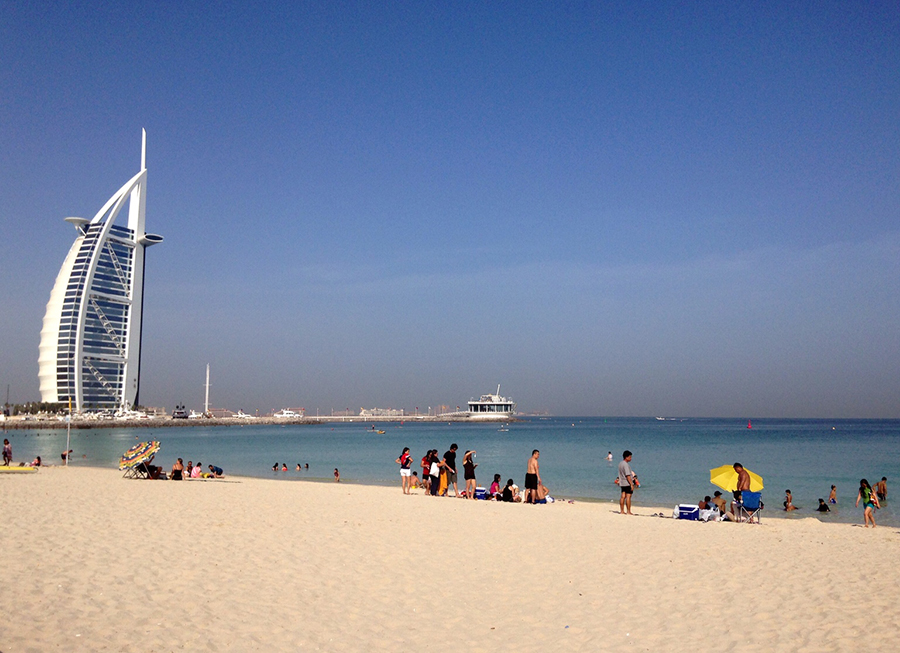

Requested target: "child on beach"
[
  {"left": 490, "top": 474, "right": 501, "bottom": 498},
  {"left": 334, "top": 468, "right": 340, "bottom": 482},
  {"left": 856, "top": 479, "right": 880, "bottom": 527},
  {"left": 3, "top": 439, "right": 11, "bottom": 465}
]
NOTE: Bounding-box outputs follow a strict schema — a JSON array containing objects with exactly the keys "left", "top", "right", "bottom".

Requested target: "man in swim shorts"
[
  {"left": 730, "top": 462, "right": 751, "bottom": 516},
  {"left": 442, "top": 444, "right": 459, "bottom": 497},
  {"left": 617, "top": 450, "right": 635, "bottom": 514},
  {"left": 524, "top": 449, "right": 541, "bottom": 504}
]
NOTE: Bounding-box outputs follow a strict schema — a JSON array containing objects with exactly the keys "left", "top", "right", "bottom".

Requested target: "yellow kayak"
[{"left": 0, "top": 466, "right": 38, "bottom": 473}]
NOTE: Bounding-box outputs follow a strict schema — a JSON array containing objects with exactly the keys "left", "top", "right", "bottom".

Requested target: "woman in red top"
[
  {"left": 421, "top": 450, "right": 432, "bottom": 494},
  {"left": 396, "top": 447, "right": 413, "bottom": 494}
]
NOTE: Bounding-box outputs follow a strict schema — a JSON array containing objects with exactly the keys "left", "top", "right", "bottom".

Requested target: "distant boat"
[{"left": 273, "top": 409, "right": 303, "bottom": 419}]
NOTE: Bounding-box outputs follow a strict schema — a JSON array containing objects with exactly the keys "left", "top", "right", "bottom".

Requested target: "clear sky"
[{"left": 1, "top": 2, "right": 898, "bottom": 417}]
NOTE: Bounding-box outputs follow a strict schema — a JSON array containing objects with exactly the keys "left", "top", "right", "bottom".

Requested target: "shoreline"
[{"left": 12, "top": 458, "right": 880, "bottom": 528}]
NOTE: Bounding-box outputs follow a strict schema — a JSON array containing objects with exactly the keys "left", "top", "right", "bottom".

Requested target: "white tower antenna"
[{"left": 204, "top": 364, "right": 210, "bottom": 414}]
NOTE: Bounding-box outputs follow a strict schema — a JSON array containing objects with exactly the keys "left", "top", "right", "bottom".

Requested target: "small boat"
[{"left": 273, "top": 409, "right": 303, "bottom": 419}]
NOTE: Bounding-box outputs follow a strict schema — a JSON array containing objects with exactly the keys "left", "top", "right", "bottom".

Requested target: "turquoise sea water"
[{"left": 7, "top": 417, "right": 900, "bottom": 526}]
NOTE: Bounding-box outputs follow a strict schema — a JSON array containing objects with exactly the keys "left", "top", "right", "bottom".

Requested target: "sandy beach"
[{"left": 2, "top": 467, "right": 899, "bottom": 652}]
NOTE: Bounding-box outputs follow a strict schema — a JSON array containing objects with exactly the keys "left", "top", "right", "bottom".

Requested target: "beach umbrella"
[
  {"left": 709, "top": 464, "right": 764, "bottom": 492},
  {"left": 119, "top": 441, "right": 160, "bottom": 470}
]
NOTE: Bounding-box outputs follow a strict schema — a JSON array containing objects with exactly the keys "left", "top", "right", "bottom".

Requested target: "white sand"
[{"left": 2, "top": 467, "right": 899, "bottom": 651}]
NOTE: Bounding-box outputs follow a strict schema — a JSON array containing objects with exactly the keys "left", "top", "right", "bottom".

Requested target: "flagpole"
[{"left": 65, "top": 397, "right": 71, "bottom": 467}]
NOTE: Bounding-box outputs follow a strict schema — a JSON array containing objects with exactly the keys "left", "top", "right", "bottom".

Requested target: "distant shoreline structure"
[{"left": 0, "top": 414, "right": 520, "bottom": 430}]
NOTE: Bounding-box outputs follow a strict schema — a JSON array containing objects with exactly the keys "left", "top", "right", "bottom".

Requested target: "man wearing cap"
[{"left": 617, "top": 450, "right": 635, "bottom": 515}]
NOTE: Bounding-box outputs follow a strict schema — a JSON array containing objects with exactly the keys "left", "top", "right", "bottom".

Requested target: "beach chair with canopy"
[
  {"left": 739, "top": 491, "right": 762, "bottom": 523},
  {"left": 119, "top": 441, "right": 160, "bottom": 479}
]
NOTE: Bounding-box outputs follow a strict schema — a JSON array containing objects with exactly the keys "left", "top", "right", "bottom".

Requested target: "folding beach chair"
[
  {"left": 739, "top": 491, "right": 762, "bottom": 523},
  {"left": 122, "top": 461, "right": 151, "bottom": 479}
]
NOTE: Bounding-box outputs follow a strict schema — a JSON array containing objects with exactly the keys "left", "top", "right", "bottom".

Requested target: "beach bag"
[{"left": 698, "top": 508, "right": 719, "bottom": 522}]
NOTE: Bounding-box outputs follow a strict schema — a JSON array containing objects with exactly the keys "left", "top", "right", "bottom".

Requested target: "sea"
[{"left": 7, "top": 417, "right": 900, "bottom": 527}]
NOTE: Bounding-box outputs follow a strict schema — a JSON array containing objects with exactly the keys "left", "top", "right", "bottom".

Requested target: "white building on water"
[
  {"left": 467, "top": 385, "right": 517, "bottom": 419},
  {"left": 38, "top": 131, "right": 163, "bottom": 412}
]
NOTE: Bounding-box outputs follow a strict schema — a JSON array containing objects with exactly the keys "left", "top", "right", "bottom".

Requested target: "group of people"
[
  {"left": 395, "top": 444, "right": 549, "bottom": 504},
  {"left": 3, "top": 438, "right": 73, "bottom": 467},
  {"left": 164, "top": 457, "right": 224, "bottom": 480},
  {"left": 271, "top": 462, "right": 310, "bottom": 472},
  {"left": 695, "top": 462, "right": 890, "bottom": 527}
]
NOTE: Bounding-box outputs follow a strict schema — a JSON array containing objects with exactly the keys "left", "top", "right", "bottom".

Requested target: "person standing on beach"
[
  {"left": 334, "top": 468, "right": 340, "bottom": 482},
  {"left": 3, "top": 439, "right": 11, "bottom": 465},
  {"left": 462, "top": 450, "right": 477, "bottom": 499},
  {"left": 856, "top": 478, "right": 880, "bottom": 527},
  {"left": 617, "top": 450, "right": 635, "bottom": 515},
  {"left": 442, "top": 444, "right": 459, "bottom": 497},
  {"left": 524, "top": 449, "right": 542, "bottom": 504},
  {"left": 429, "top": 452, "right": 441, "bottom": 496},
  {"left": 395, "top": 447, "right": 412, "bottom": 494},
  {"left": 421, "top": 450, "right": 432, "bottom": 494},
  {"left": 730, "top": 463, "right": 751, "bottom": 516}
]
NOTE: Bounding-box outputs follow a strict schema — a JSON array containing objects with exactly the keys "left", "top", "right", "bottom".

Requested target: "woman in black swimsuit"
[{"left": 462, "top": 450, "right": 477, "bottom": 500}]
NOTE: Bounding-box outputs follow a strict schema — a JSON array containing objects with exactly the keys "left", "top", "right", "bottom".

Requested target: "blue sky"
[{"left": 1, "top": 2, "right": 898, "bottom": 417}]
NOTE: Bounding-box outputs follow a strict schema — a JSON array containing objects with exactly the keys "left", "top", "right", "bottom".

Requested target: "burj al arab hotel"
[{"left": 38, "top": 131, "right": 163, "bottom": 412}]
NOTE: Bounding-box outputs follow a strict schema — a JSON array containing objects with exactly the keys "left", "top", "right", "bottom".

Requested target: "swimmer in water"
[
  {"left": 784, "top": 489, "right": 798, "bottom": 511},
  {"left": 829, "top": 484, "right": 837, "bottom": 504}
]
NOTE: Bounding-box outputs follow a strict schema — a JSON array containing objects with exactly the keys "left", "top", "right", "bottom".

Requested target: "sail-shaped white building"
[{"left": 38, "top": 131, "right": 163, "bottom": 412}]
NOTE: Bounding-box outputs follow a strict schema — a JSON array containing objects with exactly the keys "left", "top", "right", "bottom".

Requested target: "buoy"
[{"left": 747, "top": 419, "right": 752, "bottom": 429}]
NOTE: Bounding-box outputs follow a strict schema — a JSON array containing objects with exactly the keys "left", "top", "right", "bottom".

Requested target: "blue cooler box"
[
  {"left": 475, "top": 487, "right": 487, "bottom": 500},
  {"left": 676, "top": 504, "right": 700, "bottom": 520}
]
